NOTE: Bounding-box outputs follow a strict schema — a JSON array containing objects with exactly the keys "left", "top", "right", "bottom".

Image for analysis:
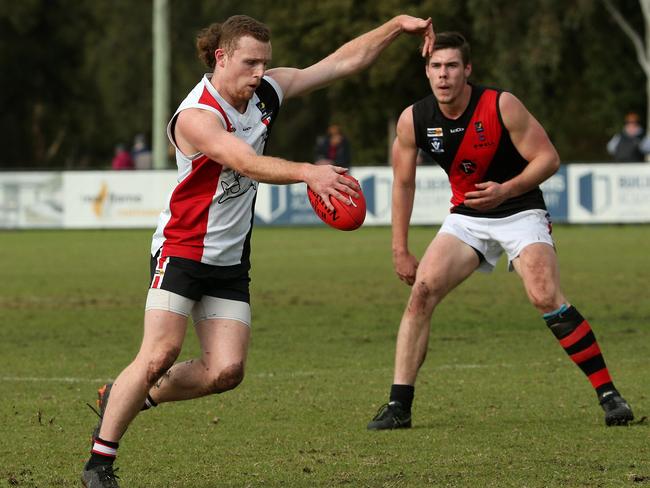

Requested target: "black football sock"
[
  {"left": 390, "top": 384, "right": 415, "bottom": 411},
  {"left": 86, "top": 437, "right": 119, "bottom": 469},
  {"left": 544, "top": 304, "right": 616, "bottom": 399}
]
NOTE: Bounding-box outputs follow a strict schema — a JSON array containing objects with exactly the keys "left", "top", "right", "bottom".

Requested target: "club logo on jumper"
[
  {"left": 472, "top": 120, "right": 495, "bottom": 149},
  {"left": 218, "top": 171, "right": 257, "bottom": 204},
  {"left": 474, "top": 121, "right": 486, "bottom": 142},
  {"left": 256, "top": 101, "right": 273, "bottom": 126},
  {"left": 459, "top": 159, "right": 477, "bottom": 175},
  {"left": 430, "top": 138, "right": 444, "bottom": 153},
  {"left": 426, "top": 128, "right": 445, "bottom": 153}
]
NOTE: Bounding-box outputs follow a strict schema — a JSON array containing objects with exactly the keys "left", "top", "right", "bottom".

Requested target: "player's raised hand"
[{"left": 396, "top": 15, "right": 435, "bottom": 57}]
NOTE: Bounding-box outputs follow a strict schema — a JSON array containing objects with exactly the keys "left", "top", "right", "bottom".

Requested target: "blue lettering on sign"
[{"left": 619, "top": 175, "right": 650, "bottom": 187}]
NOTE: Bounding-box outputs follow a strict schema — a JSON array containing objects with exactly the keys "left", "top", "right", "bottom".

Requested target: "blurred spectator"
[
  {"left": 606, "top": 112, "right": 647, "bottom": 162},
  {"left": 111, "top": 143, "right": 135, "bottom": 170},
  {"left": 131, "top": 133, "right": 153, "bottom": 170},
  {"left": 314, "top": 124, "right": 351, "bottom": 168}
]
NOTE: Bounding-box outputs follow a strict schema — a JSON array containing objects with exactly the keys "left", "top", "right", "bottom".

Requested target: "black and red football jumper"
[{"left": 412, "top": 84, "right": 547, "bottom": 218}]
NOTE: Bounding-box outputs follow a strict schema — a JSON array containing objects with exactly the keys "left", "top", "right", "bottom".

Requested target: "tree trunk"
[
  {"left": 646, "top": 0, "right": 650, "bottom": 133},
  {"left": 387, "top": 116, "right": 396, "bottom": 166}
]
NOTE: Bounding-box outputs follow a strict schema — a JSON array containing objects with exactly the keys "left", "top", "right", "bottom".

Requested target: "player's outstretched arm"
[
  {"left": 267, "top": 15, "right": 434, "bottom": 99},
  {"left": 464, "top": 92, "right": 560, "bottom": 211},
  {"left": 391, "top": 106, "right": 419, "bottom": 285},
  {"left": 175, "top": 108, "right": 358, "bottom": 211}
]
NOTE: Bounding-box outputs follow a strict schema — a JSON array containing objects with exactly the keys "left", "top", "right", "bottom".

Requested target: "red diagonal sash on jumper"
[
  {"left": 448, "top": 89, "right": 502, "bottom": 206},
  {"left": 161, "top": 85, "right": 228, "bottom": 262},
  {"left": 198, "top": 86, "right": 233, "bottom": 132}
]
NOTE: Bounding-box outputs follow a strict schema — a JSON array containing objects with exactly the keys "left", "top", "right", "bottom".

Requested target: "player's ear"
[
  {"left": 464, "top": 62, "right": 472, "bottom": 78},
  {"left": 215, "top": 48, "right": 227, "bottom": 67}
]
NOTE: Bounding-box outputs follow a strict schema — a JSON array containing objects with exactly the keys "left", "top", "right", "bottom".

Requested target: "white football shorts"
[
  {"left": 438, "top": 209, "right": 555, "bottom": 272},
  {"left": 145, "top": 288, "right": 251, "bottom": 327}
]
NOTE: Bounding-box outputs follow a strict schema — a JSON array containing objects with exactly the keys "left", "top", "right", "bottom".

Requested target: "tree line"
[{"left": 0, "top": 0, "right": 645, "bottom": 169}]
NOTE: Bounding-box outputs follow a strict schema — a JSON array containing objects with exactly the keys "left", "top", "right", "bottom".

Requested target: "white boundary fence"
[{"left": 1, "top": 164, "right": 649, "bottom": 229}]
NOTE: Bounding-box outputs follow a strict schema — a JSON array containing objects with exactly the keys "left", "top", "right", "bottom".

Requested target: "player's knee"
[
  {"left": 408, "top": 280, "right": 439, "bottom": 314},
  {"left": 527, "top": 287, "right": 557, "bottom": 312},
  {"left": 145, "top": 346, "right": 181, "bottom": 385},
  {"left": 207, "top": 362, "right": 245, "bottom": 394}
]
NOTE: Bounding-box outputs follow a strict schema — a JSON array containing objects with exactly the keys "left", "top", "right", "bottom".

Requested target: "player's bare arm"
[
  {"left": 391, "top": 106, "right": 419, "bottom": 285},
  {"left": 464, "top": 92, "right": 560, "bottom": 211},
  {"left": 266, "top": 15, "right": 434, "bottom": 99},
  {"left": 175, "top": 108, "right": 359, "bottom": 210}
]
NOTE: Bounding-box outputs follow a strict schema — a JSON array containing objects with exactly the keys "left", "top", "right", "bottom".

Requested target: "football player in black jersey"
[{"left": 368, "top": 32, "right": 634, "bottom": 431}]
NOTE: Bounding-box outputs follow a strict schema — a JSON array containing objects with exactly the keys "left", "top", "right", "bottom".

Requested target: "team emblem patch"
[
  {"left": 474, "top": 121, "right": 486, "bottom": 142},
  {"left": 430, "top": 138, "right": 444, "bottom": 153},
  {"left": 218, "top": 171, "right": 257, "bottom": 204},
  {"left": 256, "top": 101, "right": 273, "bottom": 126},
  {"left": 460, "top": 159, "right": 477, "bottom": 174}
]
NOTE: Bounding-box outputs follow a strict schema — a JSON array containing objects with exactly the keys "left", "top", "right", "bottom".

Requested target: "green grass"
[{"left": 0, "top": 225, "right": 648, "bottom": 487}]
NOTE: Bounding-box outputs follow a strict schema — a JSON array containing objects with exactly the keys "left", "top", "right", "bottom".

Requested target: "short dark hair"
[
  {"left": 431, "top": 32, "right": 471, "bottom": 66},
  {"left": 196, "top": 15, "right": 271, "bottom": 69}
]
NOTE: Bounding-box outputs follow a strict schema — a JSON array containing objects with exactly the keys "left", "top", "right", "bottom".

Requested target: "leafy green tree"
[
  {"left": 84, "top": 1, "right": 154, "bottom": 167},
  {"left": 0, "top": 0, "right": 647, "bottom": 167},
  {"left": 603, "top": 0, "right": 650, "bottom": 139},
  {"left": 263, "top": 0, "right": 467, "bottom": 164},
  {"left": 1, "top": 1, "right": 93, "bottom": 167},
  {"left": 467, "top": 0, "right": 645, "bottom": 160}
]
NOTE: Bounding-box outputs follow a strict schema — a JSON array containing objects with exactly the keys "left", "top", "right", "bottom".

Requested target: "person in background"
[
  {"left": 110, "top": 144, "right": 134, "bottom": 170},
  {"left": 314, "top": 124, "right": 351, "bottom": 168},
  {"left": 606, "top": 112, "right": 647, "bottom": 162},
  {"left": 131, "top": 134, "right": 153, "bottom": 170}
]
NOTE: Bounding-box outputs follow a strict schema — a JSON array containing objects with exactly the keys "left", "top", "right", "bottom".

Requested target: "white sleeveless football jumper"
[{"left": 151, "top": 74, "right": 283, "bottom": 267}]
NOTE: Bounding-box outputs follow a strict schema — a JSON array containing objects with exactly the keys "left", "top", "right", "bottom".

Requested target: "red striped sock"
[
  {"left": 87, "top": 437, "right": 119, "bottom": 468},
  {"left": 544, "top": 305, "right": 615, "bottom": 398}
]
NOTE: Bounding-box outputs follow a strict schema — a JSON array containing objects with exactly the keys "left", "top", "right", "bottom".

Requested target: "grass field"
[{"left": 0, "top": 225, "right": 648, "bottom": 487}]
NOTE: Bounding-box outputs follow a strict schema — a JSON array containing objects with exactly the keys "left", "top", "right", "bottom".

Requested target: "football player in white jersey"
[{"left": 82, "top": 14, "right": 434, "bottom": 487}]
